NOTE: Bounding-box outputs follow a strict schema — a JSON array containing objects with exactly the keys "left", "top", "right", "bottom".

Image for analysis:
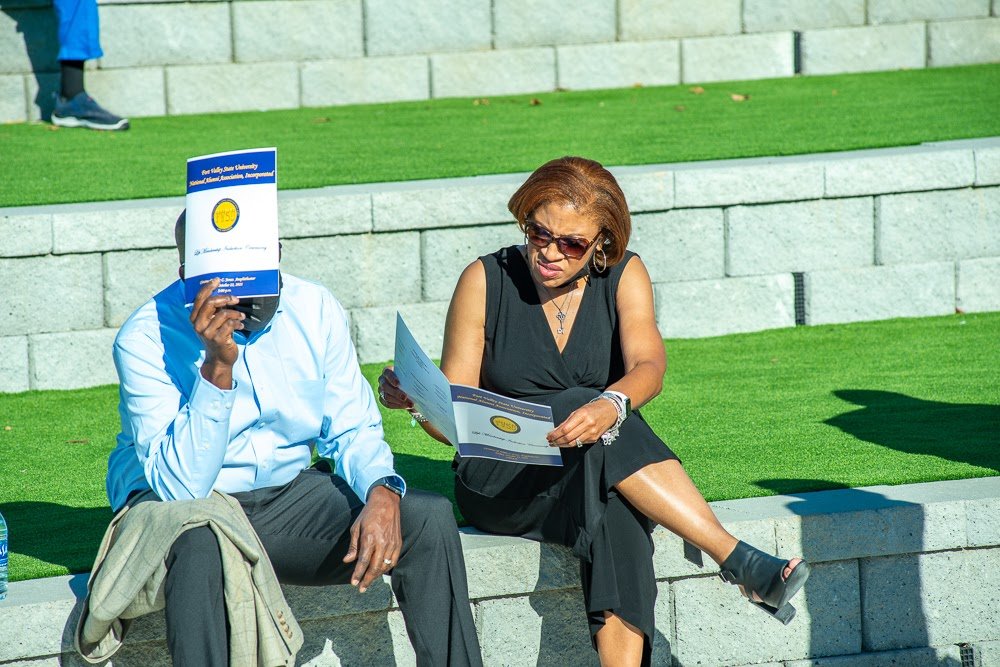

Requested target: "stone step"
[
  {"left": 1, "top": 138, "right": 998, "bottom": 394},
  {"left": 2, "top": 477, "right": 999, "bottom": 665}
]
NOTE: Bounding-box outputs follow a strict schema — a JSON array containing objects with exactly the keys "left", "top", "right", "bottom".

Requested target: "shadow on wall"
[
  {"left": 0, "top": 1, "right": 61, "bottom": 120},
  {"left": 755, "top": 479, "right": 963, "bottom": 666},
  {"left": 826, "top": 390, "right": 1000, "bottom": 472}
]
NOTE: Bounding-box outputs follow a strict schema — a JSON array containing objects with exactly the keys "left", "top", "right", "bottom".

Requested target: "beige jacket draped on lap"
[{"left": 75, "top": 490, "right": 302, "bottom": 666}]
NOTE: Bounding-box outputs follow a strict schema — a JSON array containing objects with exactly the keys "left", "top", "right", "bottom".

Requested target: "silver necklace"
[{"left": 544, "top": 284, "right": 577, "bottom": 335}]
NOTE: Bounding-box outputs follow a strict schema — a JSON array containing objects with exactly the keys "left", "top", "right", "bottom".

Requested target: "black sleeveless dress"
[{"left": 453, "top": 245, "right": 679, "bottom": 660}]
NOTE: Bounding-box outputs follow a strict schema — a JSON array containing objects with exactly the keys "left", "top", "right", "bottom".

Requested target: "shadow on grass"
[
  {"left": 4, "top": 502, "right": 110, "bottom": 577},
  {"left": 391, "top": 451, "right": 463, "bottom": 520},
  {"left": 826, "top": 390, "right": 1000, "bottom": 472}
]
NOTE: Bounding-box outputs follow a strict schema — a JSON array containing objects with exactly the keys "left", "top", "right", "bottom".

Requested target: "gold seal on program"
[
  {"left": 211, "top": 198, "right": 240, "bottom": 232},
  {"left": 489, "top": 416, "right": 521, "bottom": 434}
]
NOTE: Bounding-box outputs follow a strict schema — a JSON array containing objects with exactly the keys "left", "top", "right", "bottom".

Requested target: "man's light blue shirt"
[{"left": 107, "top": 273, "right": 404, "bottom": 511}]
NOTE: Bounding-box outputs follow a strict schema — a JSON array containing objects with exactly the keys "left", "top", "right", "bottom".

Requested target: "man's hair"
[{"left": 174, "top": 210, "right": 186, "bottom": 265}]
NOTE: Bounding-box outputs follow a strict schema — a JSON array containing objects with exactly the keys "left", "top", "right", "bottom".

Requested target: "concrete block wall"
[
  {"left": 2, "top": 477, "right": 999, "bottom": 666},
  {"left": 2, "top": 138, "right": 1000, "bottom": 393},
  {"left": 2, "top": 0, "right": 999, "bottom": 122}
]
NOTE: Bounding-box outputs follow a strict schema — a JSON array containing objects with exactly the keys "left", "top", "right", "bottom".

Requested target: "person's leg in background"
[{"left": 51, "top": 0, "right": 129, "bottom": 130}]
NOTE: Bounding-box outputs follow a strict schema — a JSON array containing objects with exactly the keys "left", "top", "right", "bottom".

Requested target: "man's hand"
[
  {"left": 343, "top": 486, "right": 402, "bottom": 593},
  {"left": 190, "top": 278, "right": 245, "bottom": 389}
]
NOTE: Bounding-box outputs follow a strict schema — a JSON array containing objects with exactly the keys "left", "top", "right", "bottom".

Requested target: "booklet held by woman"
[
  {"left": 393, "top": 314, "right": 562, "bottom": 466},
  {"left": 184, "top": 147, "right": 280, "bottom": 304}
]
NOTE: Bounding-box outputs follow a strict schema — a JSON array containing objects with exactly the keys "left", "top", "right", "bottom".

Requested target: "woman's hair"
[{"left": 508, "top": 156, "right": 631, "bottom": 267}]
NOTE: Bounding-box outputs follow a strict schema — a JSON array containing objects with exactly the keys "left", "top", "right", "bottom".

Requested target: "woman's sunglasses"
[{"left": 524, "top": 221, "right": 599, "bottom": 260}]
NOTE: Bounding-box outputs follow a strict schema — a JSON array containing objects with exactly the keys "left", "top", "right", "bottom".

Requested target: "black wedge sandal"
[{"left": 718, "top": 541, "right": 811, "bottom": 625}]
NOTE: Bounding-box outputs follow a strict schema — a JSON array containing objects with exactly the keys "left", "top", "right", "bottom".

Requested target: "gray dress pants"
[{"left": 143, "top": 465, "right": 482, "bottom": 667}]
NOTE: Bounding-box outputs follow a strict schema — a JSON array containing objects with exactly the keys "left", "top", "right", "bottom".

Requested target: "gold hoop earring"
[{"left": 592, "top": 244, "right": 608, "bottom": 273}]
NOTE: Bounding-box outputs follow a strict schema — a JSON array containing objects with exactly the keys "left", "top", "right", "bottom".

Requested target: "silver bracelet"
[
  {"left": 589, "top": 393, "right": 626, "bottom": 446},
  {"left": 408, "top": 409, "right": 429, "bottom": 426},
  {"left": 599, "top": 425, "right": 620, "bottom": 446}
]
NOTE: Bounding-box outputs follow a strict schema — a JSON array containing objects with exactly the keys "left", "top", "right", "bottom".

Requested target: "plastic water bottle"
[{"left": 0, "top": 510, "right": 7, "bottom": 601}]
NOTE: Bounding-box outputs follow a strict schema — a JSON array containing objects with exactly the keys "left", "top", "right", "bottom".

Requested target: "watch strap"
[{"left": 369, "top": 475, "right": 405, "bottom": 499}]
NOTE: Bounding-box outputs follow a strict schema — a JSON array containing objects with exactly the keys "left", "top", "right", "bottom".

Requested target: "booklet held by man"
[
  {"left": 393, "top": 314, "right": 562, "bottom": 466},
  {"left": 183, "top": 147, "right": 280, "bottom": 304}
]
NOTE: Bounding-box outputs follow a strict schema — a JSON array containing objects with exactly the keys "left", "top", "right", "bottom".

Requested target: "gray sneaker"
[{"left": 52, "top": 92, "right": 130, "bottom": 131}]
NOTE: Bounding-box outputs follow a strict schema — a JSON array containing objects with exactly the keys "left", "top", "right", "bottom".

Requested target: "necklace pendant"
[{"left": 556, "top": 311, "right": 566, "bottom": 335}]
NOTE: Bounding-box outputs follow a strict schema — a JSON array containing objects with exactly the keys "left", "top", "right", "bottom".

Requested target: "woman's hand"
[
  {"left": 377, "top": 367, "right": 414, "bottom": 411},
  {"left": 546, "top": 398, "right": 619, "bottom": 448}
]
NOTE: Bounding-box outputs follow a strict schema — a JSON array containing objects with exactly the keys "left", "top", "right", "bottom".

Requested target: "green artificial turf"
[
  {"left": 1, "top": 64, "right": 998, "bottom": 208},
  {"left": 1, "top": 312, "right": 998, "bottom": 582}
]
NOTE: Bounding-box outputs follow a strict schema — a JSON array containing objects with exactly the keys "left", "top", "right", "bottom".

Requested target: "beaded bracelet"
[{"left": 408, "top": 409, "right": 429, "bottom": 427}]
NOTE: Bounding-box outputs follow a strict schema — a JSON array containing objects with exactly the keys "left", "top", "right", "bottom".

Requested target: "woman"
[{"left": 378, "top": 157, "right": 809, "bottom": 665}]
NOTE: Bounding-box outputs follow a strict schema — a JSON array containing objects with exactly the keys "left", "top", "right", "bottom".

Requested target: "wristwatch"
[
  {"left": 602, "top": 390, "right": 631, "bottom": 418},
  {"left": 369, "top": 475, "right": 405, "bottom": 500}
]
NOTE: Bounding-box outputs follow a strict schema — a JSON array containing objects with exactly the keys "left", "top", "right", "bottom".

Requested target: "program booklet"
[
  {"left": 392, "top": 314, "right": 562, "bottom": 466},
  {"left": 183, "top": 147, "right": 279, "bottom": 304}
]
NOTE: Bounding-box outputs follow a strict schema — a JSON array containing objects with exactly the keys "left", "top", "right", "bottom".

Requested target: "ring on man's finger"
[
  {"left": 575, "top": 438, "right": 583, "bottom": 448},
  {"left": 383, "top": 558, "right": 393, "bottom": 567},
  {"left": 378, "top": 390, "right": 387, "bottom": 406}
]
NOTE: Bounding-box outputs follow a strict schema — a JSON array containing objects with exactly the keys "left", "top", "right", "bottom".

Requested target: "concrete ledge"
[
  {"left": 231, "top": 0, "right": 363, "bottom": 64},
  {"left": 363, "top": 0, "right": 492, "bottom": 57},
  {"left": 928, "top": 17, "right": 1000, "bottom": 67},
  {"left": 726, "top": 197, "right": 874, "bottom": 276},
  {"left": 493, "top": 0, "right": 616, "bottom": 49},
  {"left": 681, "top": 31, "right": 795, "bottom": 84},
  {"left": 674, "top": 160, "right": 824, "bottom": 208},
  {"left": 0, "top": 74, "right": 27, "bottom": 123},
  {"left": 801, "top": 22, "right": 926, "bottom": 75},
  {"left": 301, "top": 56, "right": 430, "bottom": 107},
  {"left": 0, "top": 139, "right": 998, "bottom": 385},
  {"left": 0, "top": 212, "right": 52, "bottom": 258},
  {"left": 2, "top": 477, "right": 998, "bottom": 665},
  {"left": 165, "top": 62, "right": 300, "bottom": 115},
  {"left": 99, "top": 3, "right": 232, "bottom": 69},
  {"left": 868, "top": 0, "right": 990, "bottom": 24},
  {"left": 4, "top": 0, "right": 1000, "bottom": 120},
  {"left": 654, "top": 273, "right": 796, "bottom": 338},
  {"left": 0, "top": 336, "right": 29, "bottom": 394},
  {"left": 976, "top": 146, "right": 1000, "bottom": 185},
  {"left": 877, "top": 186, "right": 1000, "bottom": 265},
  {"left": 430, "top": 48, "right": 556, "bottom": 99},
  {"left": 631, "top": 208, "right": 725, "bottom": 283},
  {"left": 804, "top": 261, "right": 956, "bottom": 325},
  {"left": 618, "top": 0, "right": 742, "bottom": 41},
  {"left": 742, "top": 0, "right": 865, "bottom": 33},
  {"left": 556, "top": 41, "right": 680, "bottom": 91},
  {"left": 824, "top": 149, "right": 976, "bottom": 197},
  {"left": 958, "top": 257, "right": 1000, "bottom": 313}
]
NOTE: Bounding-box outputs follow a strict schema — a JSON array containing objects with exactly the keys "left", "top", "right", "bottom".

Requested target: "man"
[
  {"left": 104, "top": 211, "right": 482, "bottom": 665},
  {"left": 51, "top": 0, "right": 129, "bottom": 130}
]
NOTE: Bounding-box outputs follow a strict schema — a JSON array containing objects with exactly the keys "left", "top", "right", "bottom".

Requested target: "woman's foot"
[{"left": 719, "top": 542, "right": 810, "bottom": 625}]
